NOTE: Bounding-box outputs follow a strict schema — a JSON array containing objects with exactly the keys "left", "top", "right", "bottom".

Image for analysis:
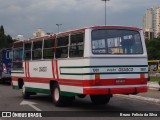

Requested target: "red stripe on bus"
[
  {"left": 90, "top": 26, "right": 142, "bottom": 31},
  {"left": 12, "top": 77, "right": 25, "bottom": 80},
  {"left": 136, "top": 86, "right": 148, "bottom": 93},
  {"left": 58, "top": 26, "right": 141, "bottom": 36},
  {"left": 59, "top": 82, "right": 83, "bottom": 87},
  {"left": 83, "top": 86, "right": 147, "bottom": 95},
  {"left": 51, "top": 60, "right": 55, "bottom": 79},
  {"left": 59, "top": 78, "right": 148, "bottom": 86},
  {"left": 110, "top": 88, "right": 135, "bottom": 94},
  {"left": 25, "top": 62, "right": 27, "bottom": 77},
  {"left": 56, "top": 60, "right": 59, "bottom": 80},
  {"left": 83, "top": 88, "right": 108, "bottom": 95},
  {"left": 28, "top": 62, "right": 30, "bottom": 78},
  {"left": 84, "top": 78, "right": 148, "bottom": 86},
  {"left": 11, "top": 77, "right": 148, "bottom": 87},
  {"left": 54, "top": 34, "right": 57, "bottom": 53},
  {"left": 25, "top": 79, "right": 50, "bottom": 83}
]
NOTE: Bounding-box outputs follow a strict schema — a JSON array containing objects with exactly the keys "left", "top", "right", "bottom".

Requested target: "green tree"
[
  {"left": 0, "top": 25, "right": 4, "bottom": 35},
  {"left": 0, "top": 25, "right": 14, "bottom": 49},
  {"left": 145, "top": 38, "right": 160, "bottom": 60}
]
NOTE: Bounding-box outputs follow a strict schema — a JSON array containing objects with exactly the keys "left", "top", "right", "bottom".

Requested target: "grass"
[
  {"left": 149, "top": 71, "right": 160, "bottom": 82},
  {"left": 149, "top": 77, "right": 160, "bottom": 82}
]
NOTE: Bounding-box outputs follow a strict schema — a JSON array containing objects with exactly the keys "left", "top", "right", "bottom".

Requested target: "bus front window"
[
  {"left": 91, "top": 29, "right": 143, "bottom": 55},
  {"left": 6, "top": 51, "right": 13, "bottom": 60}
]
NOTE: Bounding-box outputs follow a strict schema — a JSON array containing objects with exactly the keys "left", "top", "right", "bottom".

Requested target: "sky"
[{"left": 0, "top": 0, "right": 160, "bottom": 38}]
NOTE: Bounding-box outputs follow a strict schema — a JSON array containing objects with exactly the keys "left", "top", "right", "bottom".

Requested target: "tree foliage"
[
  {"left": 0, "top": 25, "right": 14, "bottom": 50},
  {"left": 145, "top": 38, "right": 160, "bottom": 60}
]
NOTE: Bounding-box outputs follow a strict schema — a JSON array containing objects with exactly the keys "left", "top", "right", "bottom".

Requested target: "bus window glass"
[
  {"left": 69, "top": 33, "right": 84, "bottom": 57},
  {"left": 91, "top": 29, "right": 143, "bottom": 54},
  {"left": 44, "top": 39, "right": 54, "bottom": 48},
  {"left": 43, "top": 39, "right": 54, "bottom": 59},
  {"left": 13, "top": 48, "right": 23, "bottom": 69},
  {"left": 13, "top": 49, "right": 23, "bottom": 61},
  {"left": 24, "top": 43, "right": 31, "bottom": 60},
  {"left": 6, "top": 51, "right": 13, "bottom": 60},
  {"left": 32, "top": 41, "right": 42, "bottom": 60},
  {"left": 56, "top": 36, "right": 69, "bottom": 58}
]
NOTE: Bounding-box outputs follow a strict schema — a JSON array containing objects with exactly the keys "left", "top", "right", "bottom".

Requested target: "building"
[
  {"left": 33, "top": 29, "right": 46, "bottom": 38},
  {"left": 143, "top": 6, "right": 160, "bottom": 39},
  {"left": 14, "top": 35, "right": 25, "bottom": 41}
]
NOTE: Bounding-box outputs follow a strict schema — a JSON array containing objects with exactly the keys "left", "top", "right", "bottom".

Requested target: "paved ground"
[{"left": 0, "top": 83, "right": 160, "bottom": 120}]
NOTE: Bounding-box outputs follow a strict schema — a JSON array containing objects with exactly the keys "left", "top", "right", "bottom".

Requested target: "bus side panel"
[
  {"left": 82, "top": 57, "right": 148, "bottom": 95},
  {"left": 23, "top": 60, "right": 53, "bottom": 94},
  {"left": 58, "top": 59, "right": 88, "bottom": 95}
]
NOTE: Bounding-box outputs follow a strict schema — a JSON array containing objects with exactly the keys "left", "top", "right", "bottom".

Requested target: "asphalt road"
[{"left": 0, "top": 83, "right": 160, "bottom": 120}]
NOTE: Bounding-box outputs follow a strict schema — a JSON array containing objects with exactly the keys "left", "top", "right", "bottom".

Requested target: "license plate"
[{"left": 115, "top": 79, "right": 126, "bottom": 85}]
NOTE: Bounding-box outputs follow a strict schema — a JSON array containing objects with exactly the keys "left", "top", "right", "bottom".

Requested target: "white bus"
[{"left": 11, "top": 26, "right": 148, "bottom": 106}]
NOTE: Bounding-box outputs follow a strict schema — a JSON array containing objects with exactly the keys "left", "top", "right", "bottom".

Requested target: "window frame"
[
  {"left": 24, "top": 42, "right": 32, "bottom": 60},
  {"left": 55, "top": 35, "right": 69, "bottom": 59},
  {"left": 69, "top": 32, "right": 84, "bottom": 58},
  {"left": 32, "top": 40, "right": 43, "bottom": 60},
  {"left": 43, "top": 38, "right": 55, "bottom": 59}
]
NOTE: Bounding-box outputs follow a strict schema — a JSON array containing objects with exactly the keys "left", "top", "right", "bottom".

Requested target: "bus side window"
[
  {"left": 32, "top": 41, "right": 42, "bottom": 60},
  {"left": 24, "top": 43, "right": 31, "bottom": 60},
  {"left": 43, "top": 38, "right": 54, "bottom": 59},
  {"left": 56, "top": 36, "right": 69, "bottom": 58},
  {"left": 69, "top": 33, "right": 84, "bottom": 57}
]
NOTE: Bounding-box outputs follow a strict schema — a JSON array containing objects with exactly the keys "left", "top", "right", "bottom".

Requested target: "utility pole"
[
  {"left": 56, "top": 24, "right": 62, "bottom": 33},
  {"left": 101, "top": 0, "right": 110, "bottom": 25}
]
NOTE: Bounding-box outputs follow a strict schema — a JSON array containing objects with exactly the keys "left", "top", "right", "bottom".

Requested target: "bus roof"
[
  {"left": 13, "top": 35, "right": 53, "bottom": 45},
  {"left": 13, "top": 25, "right": 142, "bottom": 44},
  {"left": 57, "top": 25, "right": 142, "bottom": 36}
]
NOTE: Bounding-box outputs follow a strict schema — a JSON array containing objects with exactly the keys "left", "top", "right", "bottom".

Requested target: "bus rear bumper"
[{"left": 83, "top": 86, "right": 147, "bottom": 95}]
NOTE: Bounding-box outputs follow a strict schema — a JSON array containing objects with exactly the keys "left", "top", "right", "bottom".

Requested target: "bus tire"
[
  {"left": 52, "top": 83, "right": 74, "bottom": 107},
  {"left": 90, "top": 95, "right": 111, "bottom": 105},
  {"left": 22, "top": 85, "right": 30, "bottom": 99}
]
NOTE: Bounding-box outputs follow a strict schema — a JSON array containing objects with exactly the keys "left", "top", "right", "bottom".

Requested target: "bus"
[
  {"left": 0, "top": 48, "right": 12, "bottom": 83},
  {"left": 148, "top": 60, "right": 160, "bottom": 72},
  {"left": 11, "top": 26, "right": 148, "bottom": 106}
]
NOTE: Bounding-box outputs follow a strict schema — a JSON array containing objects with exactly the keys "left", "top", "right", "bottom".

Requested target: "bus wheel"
[
  {"left": 22, "top": 85, "right": 30, "bottom": 99},
  {"left": 52, "top": 83, "right": 74, "bottom": 107},
  {"left": 90, "top": 95, "right": 111, "bottom": 105}
]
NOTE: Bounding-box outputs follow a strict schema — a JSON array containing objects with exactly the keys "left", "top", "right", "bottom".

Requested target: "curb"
[
  {"left": 115, "top": 94, "right": 160, "bottom": 104},
  {"left": 148, "top": 86, "right": 160, "bottom": 91},
  {"left": 148, "top": 82, "right": 160, "bottom": 91}
]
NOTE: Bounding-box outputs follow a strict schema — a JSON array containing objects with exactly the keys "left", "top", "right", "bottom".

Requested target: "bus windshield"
[
  {"left": 6, "top": 51, "right": 13, "bottom": 60},
  {"left": 91, "top": 29, "right": 143, "bottom": 54}
]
